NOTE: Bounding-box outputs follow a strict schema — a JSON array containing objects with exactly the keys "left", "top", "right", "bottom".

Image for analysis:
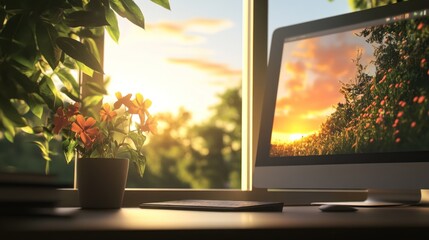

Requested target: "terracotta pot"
[{"left": 77, "top": 158, "right": 129, "bottom": 209}]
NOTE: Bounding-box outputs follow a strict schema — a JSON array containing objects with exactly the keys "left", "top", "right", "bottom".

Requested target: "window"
[
  {"left": 103, "top": 0, "right": 243, "bottom": 189},
  {"left": 0, "top": 0, "right": 248, "bottom": 191},
  {"left": 1, "top": 0, "right": 401, "bottom": 197}
]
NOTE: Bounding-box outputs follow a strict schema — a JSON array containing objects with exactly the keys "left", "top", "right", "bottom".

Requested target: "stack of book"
[{"left": 0, "top": 172, "right": 61, "bottom": 214}]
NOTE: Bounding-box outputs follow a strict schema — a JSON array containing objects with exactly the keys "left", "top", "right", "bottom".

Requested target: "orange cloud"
[
  {"left": 185, "top": 18, "right": 233, "bottom": 33},
  {"left": 146, "top": 18, "right": 233, "bottom": 43},
  {"left": 283, "top": 61, "right": 307, "bottom": 92},
  {"left": 168, "top": 58, "right": 241, "bottom": 78},
  {"left": 273, "top": 30, "right": 374, "bottom": 137}
]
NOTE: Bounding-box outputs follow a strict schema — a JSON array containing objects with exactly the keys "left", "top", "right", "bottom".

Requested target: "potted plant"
[
  {"left": 54, "top": 92, "right": 157, "bottom": 208},
  {"left": 0, "top": 0, "right": 169, "bottom": 207}
]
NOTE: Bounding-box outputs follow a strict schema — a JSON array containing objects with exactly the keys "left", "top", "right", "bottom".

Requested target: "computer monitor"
[{"left": 254, "top": 0, "right": 429, "bottom": 206}]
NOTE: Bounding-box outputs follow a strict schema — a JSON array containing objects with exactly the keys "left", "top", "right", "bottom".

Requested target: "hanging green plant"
[{"left": 0, "top": 0, "right": 170, "bottom": 172}]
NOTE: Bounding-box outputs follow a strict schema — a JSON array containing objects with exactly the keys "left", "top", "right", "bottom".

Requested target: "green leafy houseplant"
[
  {"left": 0, "top": 0, "right": 170, "bottom": 172},
  {"left": 54, "top": 92, "right": 157, "bottom": 177}
]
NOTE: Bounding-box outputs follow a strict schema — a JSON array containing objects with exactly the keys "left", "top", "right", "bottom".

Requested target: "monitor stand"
[{"left": 312, "top": 189, "right": 422, "bottom": 207}]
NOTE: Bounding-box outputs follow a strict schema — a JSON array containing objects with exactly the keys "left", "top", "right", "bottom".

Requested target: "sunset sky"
[
  {"left": 103, "top": 0, "right": 242, "bottom": 122},
  {"left": 269, "top": 2, "right": 376, "bottom": 144},
  {"left": 272, "top": 29, "right": 375, "bottom": 143}
]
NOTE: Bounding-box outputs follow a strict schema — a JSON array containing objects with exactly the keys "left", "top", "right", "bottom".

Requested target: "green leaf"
[
  {"left": 84, "top": 38, "right": 101, "bottom": 64},
  {"left": 128, "top": 131, "right": 146, "bottom": 151},
  {"left": 63, "top": 138, "right": 77, "bottom": 164},
  {"left": 39, "top": 76, "right": 63, "bottom": 109},
  {"left": 130, "top": 151, "right": 146, "bottom": 178},
  {"left": 20, "top": 126, "right": 34, "bottom": 134},
  {"left": 0, "top": 97, "right": 27, "bottom": 127},
  {"left": 56, "top": 37, "right": 104, "bottom": 73},
  {"left": 36, "top": 20, "right": 61, "bottom": 70},
  {"left": 9, "top": 65, "right": 38, "bottom": 93},
  {"left": 65, "top": 10, "right": 110, "bottom": 27},
  {"left": 31, "top": 104, "right": 44, "bottom": 119},
  {"left": 56, "top": 68, "right": 79, "bottom": 97},
  {"left": 1, "top": 14, "right": 38, "bottom": 70},
  {"left": 76, "top": 61, "right": 94, "bottom": 77},
  {"left": 27, "top": 93, "right": 45, "bottom": 119},
  {"left": 0, "top": 14, "right": 33, "bottom": 44},
  {"left": 10, "top": 45, "right": 39, "bottom": 70},
  {"left": 1, "top": 65, "right": 37, "bottom": 99},
  {"left": 136, "top": 157, "right": 146, "bottom": 177},
  {"left": 0, "top": 109, "right": 15, "bottom": 142},
  {"left": 4, "top": 130, "right": 14, "bottom": 142},
  {"left": 32, "top": 140, "right": 51, "bottom": 161},
  {"left": 105, "top": 7, "right": 120, "bottom": 43},
  {"left": 150, "top": 0, "right": 170, "bottom": 10},
  {"left": 11, "top": 99, "right": 30, "bottom": 115},
  {"left": 60, "top": 87, "right": 80, "bottom": 102},
  {"left": 110, "top": 0, "right": 145, "bottom": 29}
]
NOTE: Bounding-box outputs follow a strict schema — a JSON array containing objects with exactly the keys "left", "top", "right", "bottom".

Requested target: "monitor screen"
[
  {"left": 271, "top": 4, "right": 429, "bottom": 160},
  {"left": 254, "top": 0, "right": 429, "bottom": 200}
]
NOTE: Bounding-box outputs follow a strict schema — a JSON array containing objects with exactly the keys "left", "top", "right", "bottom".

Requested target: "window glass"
[
  {"left": 268, "top": 0, "right": 350, "bottom": 45},
  {"left": 104, "top": 0, "right": 243, "bottom": 188}
]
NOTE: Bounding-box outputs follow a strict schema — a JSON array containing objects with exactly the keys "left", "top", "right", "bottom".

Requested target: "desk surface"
[{"left": 2, "top": 206, "right": 429, "bottom": 239}]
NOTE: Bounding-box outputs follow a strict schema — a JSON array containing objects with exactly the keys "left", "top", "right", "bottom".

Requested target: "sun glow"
[
  {"left": 102, "top": 3, "right": 242, "bottom": 123},
  {"left": 271, "top": 131, "right": 314, "bottom": 144}
]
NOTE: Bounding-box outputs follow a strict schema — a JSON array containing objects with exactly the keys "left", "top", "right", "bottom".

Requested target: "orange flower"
[
  {"left": 411, "top": 122, "right": 417, "bottom": 128},
  {"left": 113, "top": 92, "right": 133, "bottom": 110},
  {"left": 66, "top": 102, "right": 80, "bottom": 118},
  {"left": 418, "top": 96, "right": 425, "bottom": 104},
  {"left": 71, "top": 115, "right": 99, "bottom": 148},
  {"left": 53, "top": 107, "right": 69, "bottom": 134},
  {"left": 417, "top": 22, "right": 424, "bottom": 30},
  {"left": 140, "top": 116, "right": 158, "bottom": 134},
  {"left": 128, "top": 93, "right": 152, "bottom": 125},
  {"left": 100, "top": 103, "right": 117, "bottom": 122}
]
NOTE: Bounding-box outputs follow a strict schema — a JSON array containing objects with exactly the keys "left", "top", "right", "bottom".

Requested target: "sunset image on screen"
[{"left": 270, "top": 17, "right": 429, "bottom": 157}]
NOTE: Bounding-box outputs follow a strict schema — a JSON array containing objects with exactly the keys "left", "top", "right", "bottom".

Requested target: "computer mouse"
[{"left": 318, "top": 204, "right": 358, "bottom": 212}]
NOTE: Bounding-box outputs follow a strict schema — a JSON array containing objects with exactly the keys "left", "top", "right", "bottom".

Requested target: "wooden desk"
[{"left": 1, "top": 206, "right": 429, "bottom": 239}]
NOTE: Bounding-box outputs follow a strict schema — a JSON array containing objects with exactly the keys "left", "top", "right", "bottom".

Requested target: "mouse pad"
[{"left": 139, "top": 199, "right": 284, "bottom": 212}]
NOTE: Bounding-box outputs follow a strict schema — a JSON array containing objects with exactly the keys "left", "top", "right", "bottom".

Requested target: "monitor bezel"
[{"left": 256, "top": 0, "right": 429, "bottom": 168}]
